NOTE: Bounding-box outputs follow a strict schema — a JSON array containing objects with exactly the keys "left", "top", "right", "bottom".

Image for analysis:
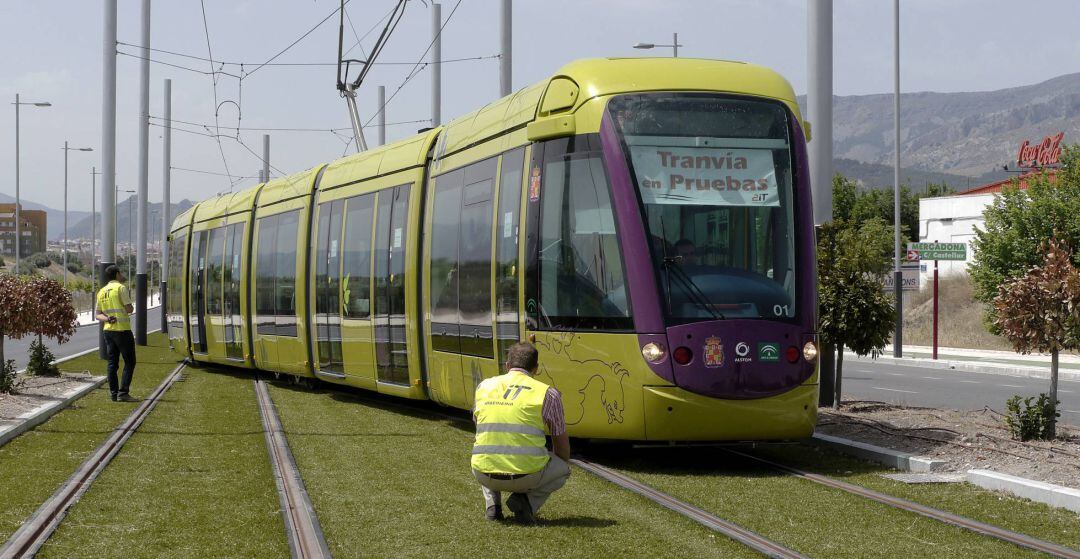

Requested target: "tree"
[
  {"left": 970, "top": 145, "right": 1080, "bottom": 327},
  {"left": 24, "top": 276, "right": 78, "bottom": 376},
  {"left": 0, "top": 274, "right": 34, "bottom": 392},
  {"left": 818, "top": 218, "right": 897, "bottom": 408},
  {"left": 992, "top": 239, "right": 1080, "bottom": 438}
]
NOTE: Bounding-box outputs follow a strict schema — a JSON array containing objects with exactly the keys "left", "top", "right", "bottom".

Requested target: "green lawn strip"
[
  {"left": 598, "top": 445, "right": 1043, "bottom": 559},
  {"left": 37, "top": 366, "right": 287, "bottom": 558},
  {"left": 753, "top": 443, "right": 1080, "bottom": 550},
  {"left": 268, "top": 383, "right": 756, "bottom": 559},
  {"left": 0, "top": 334, "right": 178, "bottom": 542}
]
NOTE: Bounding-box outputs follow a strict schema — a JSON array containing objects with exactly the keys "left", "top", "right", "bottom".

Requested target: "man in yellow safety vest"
[
  {"left": 95, "top": 265, "right": 137, "bottom": 402},
  {"left": 471, "top": 342, "right": 571, "bottom": 523}
]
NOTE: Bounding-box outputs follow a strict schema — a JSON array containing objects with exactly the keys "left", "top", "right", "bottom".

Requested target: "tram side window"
[
  {"left": 166, "top": 232, "right": 186, "bottom": 328},
  {"left": 458, "top": 158, "right": 496, "bottom": 358},
  {"left": 275, "top": 211, "right": 299, "bottom": 336},
  {"left": 206, "top": 226, "right": 226, "bottom": 315},
  {"left": 342, "top": 194, "right": 374, "bottom": 319},
  {"left": 495, "top": 148, "right": 524, "bottom": 367},
  {"left": 537, "top": 138, "right": 632, "bottom": 330},
  {"left": 429, "top": 169, "right": 463, "bottom": 354},
  {"left": 255, "top": 215, "right": 278, "bottom": 334}
]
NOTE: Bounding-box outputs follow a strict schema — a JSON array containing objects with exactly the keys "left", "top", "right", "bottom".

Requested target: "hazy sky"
[{"left": 2, "top": 0, "right": 1079, "bottom": 216}]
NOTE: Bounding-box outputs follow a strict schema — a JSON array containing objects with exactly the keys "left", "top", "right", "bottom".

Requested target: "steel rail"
[
  {"left": 0, "top": 362, "right": 186, "bottom": 559},
  {"left": 572, "top": 457, "right": 808, "bottom": 559},
  {"left": 254, "top": 378, "right": 332, "bottom": 559},
  {"left": 725, "top": 449, "right": 1080, "bottom": 559}
]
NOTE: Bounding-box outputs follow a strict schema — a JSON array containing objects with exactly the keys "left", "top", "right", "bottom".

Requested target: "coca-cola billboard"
[{"left": 1016, "top": 132, "right": 1064, "bottom": 168}]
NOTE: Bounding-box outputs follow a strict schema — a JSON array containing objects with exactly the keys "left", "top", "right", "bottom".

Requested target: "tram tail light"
[
  {"left": 802, "top": 341, "right": 818, "bottom": 363},
  {"left": 673, "top": 346, "right": 693, "bottom": 365},
  {"left": 785, "top": 346, "right": 800, "bottom": 363}
]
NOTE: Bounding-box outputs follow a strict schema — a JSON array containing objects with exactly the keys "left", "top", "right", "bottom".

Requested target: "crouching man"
[{"left": 471, "top": 342, "right": 571, "bottom": 523}]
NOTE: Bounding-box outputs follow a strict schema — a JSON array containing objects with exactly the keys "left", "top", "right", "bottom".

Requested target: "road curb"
[
  {"left": 0, "top": 376, "right": 106, "bottom": 448},
  {"left": 845, "top": 353, "right": 1080, "bottom": 382},
  {"left": 810, "top": 433, "right": 947, "bottom": 472},
  {"left": 967, "top": 469, "right": 1080, "bottom": 514}
]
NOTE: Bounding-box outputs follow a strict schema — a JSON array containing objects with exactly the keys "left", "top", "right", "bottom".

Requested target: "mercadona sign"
[{"left": 908, "top": 242, "right": 966, "bottom": 261}]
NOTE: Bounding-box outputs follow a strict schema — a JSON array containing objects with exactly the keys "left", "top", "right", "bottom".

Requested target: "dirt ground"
[
  {"left": 818, "top": 401, "right": 1080, "bottom": 489},
  {"left": 0, "top": 372, "right": 98, "bottom": 422}
]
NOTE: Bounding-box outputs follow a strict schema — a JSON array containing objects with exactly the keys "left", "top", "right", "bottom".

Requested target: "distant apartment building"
[
  {"left": 917, "top": 132, "right": 1063, "bottom": 285},
  {"left": 0, "top": 203, "right": 47, "bottom": 257}
]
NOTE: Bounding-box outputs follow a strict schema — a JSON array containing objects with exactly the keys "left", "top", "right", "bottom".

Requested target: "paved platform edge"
[
  {"left": 810, "top": 432, "right": 947, "bottom": 473},
  {"left": 966, "top": 469, "right": 1080, "bottom": 514},
  {"left": 0, "top": 376, "right": 106, "bottom": 448},
  {"left": 845, "top": 352, "right": 1080, "bottom": 382}
]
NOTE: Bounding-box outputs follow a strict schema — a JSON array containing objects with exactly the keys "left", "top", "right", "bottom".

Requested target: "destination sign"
[{"left": 908, "top": 242, "right": 967, "bottom": 261}]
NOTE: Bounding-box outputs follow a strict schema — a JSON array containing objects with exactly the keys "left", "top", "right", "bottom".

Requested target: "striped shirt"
[{"left": 474, "top": 369, "right": 567, "bottom": 437}]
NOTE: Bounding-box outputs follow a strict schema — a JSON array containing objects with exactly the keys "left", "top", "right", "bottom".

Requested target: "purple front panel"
[
  {"left": 790, "top": 118, "right": 818, "bottom": 327},
  {"left": 666, "top": 319, "right": 814, "bottom": 399},
  {"left": 599, "top": 114, "right": 665, "bottom": 335}
]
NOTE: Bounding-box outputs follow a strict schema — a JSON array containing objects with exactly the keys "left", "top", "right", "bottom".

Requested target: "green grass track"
[
  {"left": 597, "top": 445, "right": 1068, "bottom": 558},
  {"left": 267, "top": 382, "right": 758, "bottom": 559},
  {"left": 0, "top": 334, "right": 179, "bottom": 542},
  {"left": 37, "top": 365, "right": 288, "bottom": 558},
  {"left": 754, "top": 443, "right": 1080, "bottom": 551}
]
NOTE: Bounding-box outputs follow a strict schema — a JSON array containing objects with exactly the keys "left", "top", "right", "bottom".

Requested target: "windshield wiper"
[{"left": 662, "top": 257, "right": 724, "bottom": 320}]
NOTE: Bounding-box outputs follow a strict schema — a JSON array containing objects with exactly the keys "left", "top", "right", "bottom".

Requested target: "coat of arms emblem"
[{"left": 704, "top": 336, "right": 724, "bottom": 368}]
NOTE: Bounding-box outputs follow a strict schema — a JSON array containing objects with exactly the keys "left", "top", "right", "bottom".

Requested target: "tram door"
[
  {"left": 373, "top": 184, "right": 411, "bottom": 386},
  {"left": 222, "top": 223, "right": 244, "bottom": 360},
  {"left": 313, "top": 200, "right": 345, "bottom": 375},
  {"left": 427, "top": 150, "right": 523, "bottom": 407},
  {"left": 189, "top": 230, "right": 208, "bottom": 354}
]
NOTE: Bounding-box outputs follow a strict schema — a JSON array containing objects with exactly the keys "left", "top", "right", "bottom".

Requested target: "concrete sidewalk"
[{"left": 845, "top": 344, "right": 1080, "bottom": 382}]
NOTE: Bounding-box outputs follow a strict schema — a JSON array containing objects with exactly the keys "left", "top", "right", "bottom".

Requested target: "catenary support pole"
[
  {"left": 673, "top": 32, "right": 678, "bottom": 58},
  {"left": 431, "top": 3, "right": 442, "bottom": 126},
  {"left": 135, "top": 0, "right": 150, "bottom": 345},
  {"left": 377, "top": 85, "right": 386, "bottom": 146},
  {"left": 91, "top": 167, "right": 97, "bottom": 313},
  {"left": 100, "top": 0, "right": 118, "bottom": 359},
  {"left": 808, "top": 0, "right": 835, "bottom": 406},
  {"left": 160, "top": 79, "right": 171, "bottom": 333},
  {"left": 262, "top": 134, "right": 270, "bottom": 183},
  {"left": 14, "top": 94, "right": 20, "bottom": 275},
  {"left": 892, "top": 0, "right": 903, "bottom": 357},
  {"left": 499, "top": 0, "right": 511, "bottom": 96},
  {"left": 63, "top": 141, "right": 69, "bottom": 288}
]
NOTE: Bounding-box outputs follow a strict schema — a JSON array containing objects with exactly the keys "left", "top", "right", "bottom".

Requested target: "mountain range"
[{"left": 799, "top": 72, "right": 1080, "bottom": 188}]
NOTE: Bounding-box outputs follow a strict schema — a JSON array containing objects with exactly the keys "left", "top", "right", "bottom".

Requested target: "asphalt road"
[
  {"left": 840, "top": 358, "right": 1080, "bottom": 427},
  {"left": 4, "top": 307, "right": 163, "bottom": 372}
]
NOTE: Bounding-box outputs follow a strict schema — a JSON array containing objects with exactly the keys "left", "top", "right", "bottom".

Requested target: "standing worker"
[
  {"left": 471, "top": 342, "right": 571, "bottom": 523},
  {"left": 95, "top": 265, "right": 137, "bottom": 402}
]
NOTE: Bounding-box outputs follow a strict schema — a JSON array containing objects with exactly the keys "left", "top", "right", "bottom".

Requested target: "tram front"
[{"left": 523, "top": 81, "right": 818, "bottom": 441}]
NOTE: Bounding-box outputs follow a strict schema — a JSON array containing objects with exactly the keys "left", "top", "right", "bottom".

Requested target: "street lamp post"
[
  {"left": 12, "top": 95, "right": 51, "bottom": 274},
  {"left": 633, "top": 32, "right": 682, "bottom": 57},
  {"left": 62, "top": 142, "right": 93, "bottom": 289}
]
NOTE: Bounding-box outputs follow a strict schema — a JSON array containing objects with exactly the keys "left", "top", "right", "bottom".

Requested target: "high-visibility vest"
[
  {"left": 96, "top": 281, "right": 131, "bottom": 332},
  {"left": 471, "top": 370, "right": 551, "bottom": 475}
]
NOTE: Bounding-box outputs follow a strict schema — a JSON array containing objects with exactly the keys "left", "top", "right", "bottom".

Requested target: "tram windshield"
[{"left": 609, "top": 93, "right": 797, "bottom": 323}]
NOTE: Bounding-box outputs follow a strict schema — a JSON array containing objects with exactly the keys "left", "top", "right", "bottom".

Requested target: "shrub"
[
  {"left": 0, "top": 360, "right": 23, "bottom": 394},
  {"left": 29, "top": 252, "right": 52, "bottom": 269},
  {"left": 1004, "top": 394, "right": 1060, "bottom": 441},
  {"left": 26, "top": 339, "right": 59, "bottom": 377}
]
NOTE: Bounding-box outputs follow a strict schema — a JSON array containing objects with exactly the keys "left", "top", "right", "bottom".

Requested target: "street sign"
[
  {"left": 908, "top": 242, "right": 966, "bottom": 261},
  {"left": 880, "top": 263, "right": 920, "bottom": 292}
]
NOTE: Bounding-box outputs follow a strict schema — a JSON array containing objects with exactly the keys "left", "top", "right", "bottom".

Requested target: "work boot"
[
  {"left": 506, "top": 493, "right": 535, "bottom": 524},
  {"left": 116, "top": 393, "right": 137, "bottom": 402},
  {"left": 485, "top": 505, "right": 503, "bottom": 521}
]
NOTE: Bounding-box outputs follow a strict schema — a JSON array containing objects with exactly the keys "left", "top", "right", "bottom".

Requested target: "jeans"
[
  {"left": 473, "top": 453, "right": 571, "bottom": 514},
  {"left": 103, "top": 330, "right": 136, "bottom": 398}
]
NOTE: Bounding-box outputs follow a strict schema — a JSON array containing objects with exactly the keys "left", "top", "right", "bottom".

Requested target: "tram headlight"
[
  {"left": 641, "top": 342, "right": 667, "bottom": 363},
  {"left": 802, "top": 341, "right": 818, "bottom": 363}
]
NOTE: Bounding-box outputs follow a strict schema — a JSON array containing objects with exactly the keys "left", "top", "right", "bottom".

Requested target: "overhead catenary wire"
[
  {"left": 117, "top": 41, "right": 496, "bottom": 68},
  {"left": 247, "top": 0, "right": 352, "bottom": 79},
  {"left": 198, "top": 0, "right": 236, "bottom": 188},
  {"left": 365, "top": 0, "right": 464, "bottom": 127}
]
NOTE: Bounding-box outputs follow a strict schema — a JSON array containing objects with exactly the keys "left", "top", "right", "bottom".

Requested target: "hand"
[{"left": 109, "top": 316, "right": 117, "bottom": 324}]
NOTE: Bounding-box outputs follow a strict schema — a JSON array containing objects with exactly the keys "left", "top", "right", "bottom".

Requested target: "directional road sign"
[{"left": 908, "top": 242, "right": 967, "bottom": 261}]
